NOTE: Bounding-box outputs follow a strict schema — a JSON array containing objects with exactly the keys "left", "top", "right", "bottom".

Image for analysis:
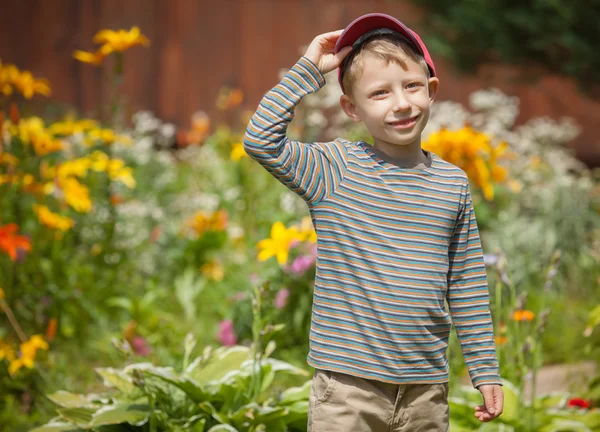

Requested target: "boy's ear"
[
  {"left": 428, "top": 77, "right": 440, "bottom": 104},
  {"left": 340, "top": 94, "right": 361, "bottom": 123}
]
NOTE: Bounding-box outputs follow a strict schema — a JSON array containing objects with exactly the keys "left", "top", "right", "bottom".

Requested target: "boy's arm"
[
  {"left": 447, "top": 180, "right": 502, "bottom": 388},
  {"left": 243, "top": 30, "right": 353, "bottom": 205},
  {"left": 243, "top": 57, "right": 347, "bottom": 204}
]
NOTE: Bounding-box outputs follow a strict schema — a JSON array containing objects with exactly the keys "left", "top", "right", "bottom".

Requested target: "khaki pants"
[{"left": 308, "top": 369, "right": 449, "bottom": 432}]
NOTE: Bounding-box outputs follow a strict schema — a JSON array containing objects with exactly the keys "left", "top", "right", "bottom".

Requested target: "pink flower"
[
  {"left": 249, "top": 273, "right": 260, "bottom": 285},
  {"left": 217, "top": 319, "right": 237, "bottom": 346},
  {"left": 231, "top": 291, "right": 246, "bottom": 301},
  {"left": 131, "top": 336, "right": 152, "bottom": 356},
  {"left": 289, "top": 239, "right": 301, "bottom": 249},
  {"left": 274, "top": 288, "right": 290, "bottom": 310},
  {"left": 289, "top": 254, "right": 315, "bottom": 275}
]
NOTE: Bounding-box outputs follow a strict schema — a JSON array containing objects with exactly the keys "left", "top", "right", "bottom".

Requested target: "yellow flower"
[
  {"left": 44, "top": 177, "right": 92, "bottom": 213},
  {"left": 21, "top": 335, "right": 49, "bottom": 354},
  {"left": 33, "top": 204, "right": 74, "bottom": 232},
  {"left": 113, "top": 167, "right": 136, "bottom": 188},
  {"left": 0, "top": 153, "right": 18, "bottom": 166},
  {"left": 513, "top": 310, "right": 535, "bottom": 322},
  {"left": 230, "top": 143, "right": 248, "bottom": 161},
  {"left": 201, "top": 261, "right": 224, "bottom": 281},
  {"left": 507, "top": 180, "right": 522, "bottom": 194},
  {"left": 12, "top": 71, "right": 51, "bottom": 99},
  {"left": 49, "top": 117, "right": 99, "bottom": 136},
  {"left": 73, "top": 50, "right": 106, "bottom": 66},
  {"left": 297, "top": 216, "right": 317, "bottom": 243},
  {"left": 74, "top": 27, "right": 149, "bottom": 66},
  {"left": 257, "top": 222, "right": 303, "bottom": 265},
  {"left": 0, "top": 61, "right": 51, "bottom": 99},
  {"left": 87, "top": 128, "right": 132, "bottom": 146},
  {"left": 0, "top": 338, "right": 15, "bottom": 362},
  {"left": 7, "top": 335, "right": 48, "bottom": 376},
  {"left": 7, "top": 117, "right": 63, "bottom": 156},
  {"left": 31, "top": 133, "right": 64, "bottom": 156},
  {"left": 422, "top": 126, "right": 510, "bottom": 201},
  {"left": 94, "top": 26, "right": 150, "bottom": 55}
]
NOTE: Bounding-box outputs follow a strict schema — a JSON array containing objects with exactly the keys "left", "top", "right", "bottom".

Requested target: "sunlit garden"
[{"left": 1, "top": 20, "right": 600, "bottom": 432}]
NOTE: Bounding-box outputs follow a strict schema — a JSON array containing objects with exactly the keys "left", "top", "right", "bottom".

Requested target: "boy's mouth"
[{"left": 388, "top": 115, "right": 419, "bottom": 129}]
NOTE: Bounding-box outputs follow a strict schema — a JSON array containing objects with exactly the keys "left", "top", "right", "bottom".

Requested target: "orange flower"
[
  {"left": 513, "top": 309, "right": 535, "bottom": 322},
  {"left": 0, "top": 223, "right": 31, "bottom": 261},
  {"left": 495, "top": 336, "right": 508, "bottom": 345},
  {"left": 187, "top": 210, "right": 228, "bottom": 237},
  {"left": 45, "top": 318, "right": 57, "bottom": 342}
]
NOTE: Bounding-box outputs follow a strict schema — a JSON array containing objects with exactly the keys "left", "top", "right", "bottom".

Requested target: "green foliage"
[
  {"left": 410, "top": 0, "right": 600, "bottom": 90},
  {"left": 32, "top": 344, "right": 311, "bottom": 432}
]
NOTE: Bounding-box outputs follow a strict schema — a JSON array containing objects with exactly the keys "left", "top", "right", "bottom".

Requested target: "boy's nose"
[{"left": 391, "top": 93, "right": 411, "bottom": 112}]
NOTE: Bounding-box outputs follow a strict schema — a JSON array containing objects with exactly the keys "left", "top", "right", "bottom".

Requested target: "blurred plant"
[
  {"left": 74, "top": 26, "right": 150, "bottom": 127},
  {"left": 0, "top": 288, "right": 50, "bottom": 376},
  {"left": 32, "top": 282, "right": 311, "bottom": 432},
  {"left": 486, "top": 250, "right": 561, "bottom": 431}
]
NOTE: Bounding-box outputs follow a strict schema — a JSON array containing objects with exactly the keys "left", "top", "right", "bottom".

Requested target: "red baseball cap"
[{"left": 334, "top": 13, "right": 436, "bottom": 93}]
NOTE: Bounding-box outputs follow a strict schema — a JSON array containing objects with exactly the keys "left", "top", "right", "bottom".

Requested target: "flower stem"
[{"left": 0, "top": 299, "right": 27, "bottom": 342}]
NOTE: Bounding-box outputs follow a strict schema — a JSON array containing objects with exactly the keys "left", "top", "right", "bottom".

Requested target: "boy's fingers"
[
  {"left": 495, "top": 387, "right": 505, "bottom": 413},
  {"left": 334, "top": 46, "right": 353, "bottom": 62},
  {"left": 480, "top": 387, "right": 496, "bottom": 415}
]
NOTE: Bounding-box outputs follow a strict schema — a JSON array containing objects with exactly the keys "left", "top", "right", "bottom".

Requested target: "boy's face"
[{"left": 340, "top": 53, "right": 439, "bottom": 149}]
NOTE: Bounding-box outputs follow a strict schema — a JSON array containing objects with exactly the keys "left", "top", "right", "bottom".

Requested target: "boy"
[{"left": 243, "top": 13, "right": 504, "bottom": 431}]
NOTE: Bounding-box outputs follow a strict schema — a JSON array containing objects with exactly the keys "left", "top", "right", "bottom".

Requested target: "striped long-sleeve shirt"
[{"left": 243, "top": 57, "right": 501, "bottom": 388}]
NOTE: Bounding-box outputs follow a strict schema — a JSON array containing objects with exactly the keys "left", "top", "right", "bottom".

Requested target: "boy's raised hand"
[
  {"left": 475, "top": 384, "right": 504, "bottom": 422},
  {"left": 304, "top": 30, "right": 353, "bottom": 75}
]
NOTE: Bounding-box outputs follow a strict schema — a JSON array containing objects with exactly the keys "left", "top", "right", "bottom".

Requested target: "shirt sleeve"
[
  {"left": 446, "top": 179, "right": 502, "bottom": 388},
  {"left": 243, "top": 56, "right": 348, "bottom": 205}
]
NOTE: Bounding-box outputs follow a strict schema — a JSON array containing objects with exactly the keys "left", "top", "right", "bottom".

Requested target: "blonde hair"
[{"left": 341, "top": 35, "right": 430, "bottom": 94}]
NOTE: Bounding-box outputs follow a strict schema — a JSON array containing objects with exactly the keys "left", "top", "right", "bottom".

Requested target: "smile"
[{"left": 388, "top": 115, "right": 419, "bottom": 129}]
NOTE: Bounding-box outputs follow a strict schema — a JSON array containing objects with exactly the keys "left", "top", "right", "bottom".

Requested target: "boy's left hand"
[{"left": 475, "top": 384, "right": 504, "bottom": 422}]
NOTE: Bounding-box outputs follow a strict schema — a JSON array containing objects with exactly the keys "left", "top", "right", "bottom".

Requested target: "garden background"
[{"left": 1, "top": 0, "right": 599, "bottom": 431}]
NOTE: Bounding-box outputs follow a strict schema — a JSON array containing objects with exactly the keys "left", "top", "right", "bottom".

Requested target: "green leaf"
[
  {"left": 448, "top": 419, "right": 476, "bottom": 432},
  {"left": 95, "top": 368, "right": 136, "bottom": 394},
  {"left": 143, "top": 367, "right": 212, "bottom": 402},
  {"left": 207, "top": 425, "right": 238, "bottom": 432},
  {"left": 188, "top": 346, "right": 250, "bottom": 384},
  {"left": 174, "top": 268, "right": 205, "bottom": 321},
  {"left": 55, "top": 407, "right": 95, "bottom": 428},
  {"left": 498, "top": 380, "right": 520, "bottom": 424},
  {"left": 47, "top": 391, "right": 97, "bottom": 409},
  {"left": 538, "top": 418, "right": 593, "bottom": 432},
  {"left": 280, "top": 380, "right": 312, "bottom": 404},
  {"left": 478, "top": 423, "right": 516, "bottom": 431},
  {"left": 89, "top": 403, "right": 149, "bottom": 427},
  {"left": 261, "top": 359, "right": 310, "bottom": 376},
  {"left": 29, "top": 421, "right": 85, "bottom": 432},
  {"left": 534, "top": 392, "right": 569, "bottom": 409},
  {"left": 105, "top": 297, "right": 133, "bottom": 312}
]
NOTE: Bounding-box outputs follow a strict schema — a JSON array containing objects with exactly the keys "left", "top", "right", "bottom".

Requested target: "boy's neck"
[{"left": 371, "top": 138, "right": 429, "bottom": 168}]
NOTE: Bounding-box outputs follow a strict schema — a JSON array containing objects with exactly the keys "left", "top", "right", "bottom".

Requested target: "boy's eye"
[
  {"left": 407, "top": 82, "right": 422, "bottom": 89},
  {"left": 371, "top": 90, "right": 387, "bottom": 97}
]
